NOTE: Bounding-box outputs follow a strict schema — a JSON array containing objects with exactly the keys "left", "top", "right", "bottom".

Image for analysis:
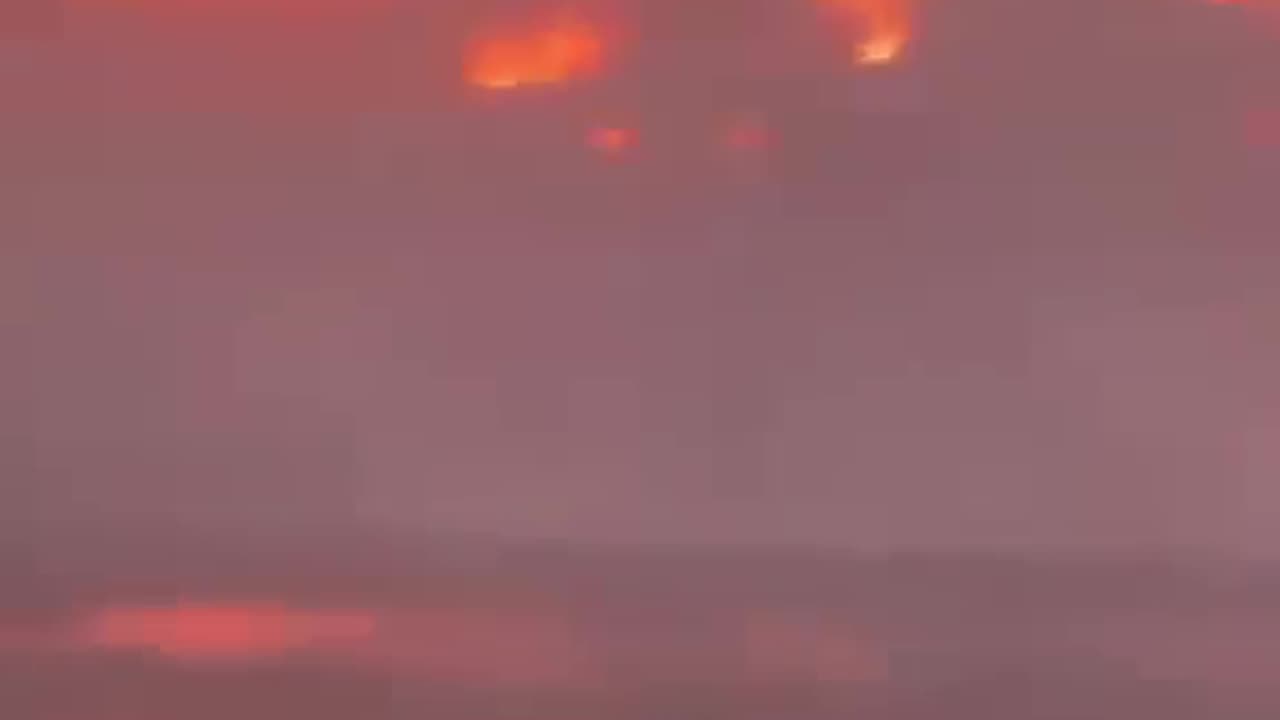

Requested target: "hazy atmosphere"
[
  {"left": 5, "top": 0, "right": 1279, "bottom": 551},
  {"left": 6, "top": 2, "right": 1280, "bottom": 719}
]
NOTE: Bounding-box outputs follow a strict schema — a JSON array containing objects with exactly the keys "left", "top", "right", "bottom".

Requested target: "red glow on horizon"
[
  {"left": 76, "top": 603, "right": 593, "bottom": 688},
  {"left": 85, "top": 604, "right": 375, "bottom": 661},
  {"left": 13, "top": 602, "right": 907, "bottom": 692}
]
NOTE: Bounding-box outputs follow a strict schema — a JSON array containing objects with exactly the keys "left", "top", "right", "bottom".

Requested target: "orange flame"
[
  {"left": 818, "top": 0, "right": 913, "bottom": 66},
  {"left": 464, "top": 11, "right": 608, "bottom": 90}
]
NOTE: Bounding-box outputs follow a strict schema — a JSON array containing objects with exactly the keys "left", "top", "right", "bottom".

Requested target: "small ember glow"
[
  {"left": 855, "top": 33, "right": 906, "bottom": 65},
  {"left": 586, "top": 125, "right": 638, "bottom": 156},
  {"left": 817, "top": 0, "right": 913, "bottom": 66},
  {"left": 723, "top": 114, "right": 771, "bottom": 152},
  {"left": 464, "top": 10, "right": 608, "bottom": 90}
]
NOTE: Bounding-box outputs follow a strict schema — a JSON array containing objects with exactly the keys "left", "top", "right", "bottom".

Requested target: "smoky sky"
[{"left": 3, "top": 0, "right": 1278, "bottom": 552}]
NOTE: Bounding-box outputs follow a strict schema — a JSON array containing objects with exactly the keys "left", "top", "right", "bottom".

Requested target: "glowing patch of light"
[
  {"left": 817, "top": 0, "right": 913, "bottom": 67},
  {"left": 464, "top": 10, "right": 608, "bottom": 90},
  {"left": 83, "top": 603, "right": 375, "bottom": 661},
  {"left": 586, "top": 125, "right": 637, "bottom": 156},
  {"left": 723, "top": 113, "right": 771, "bottom": 152}
]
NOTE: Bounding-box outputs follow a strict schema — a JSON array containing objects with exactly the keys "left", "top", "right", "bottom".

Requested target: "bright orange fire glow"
[
  {"left": 818, "top": 0, "right": 913, "bottom": 66},
  {"left": 464, "top": 11, "right": 608, "bottom": 90},
  {"left": 586, "top": 125, "right": 637, "bottom": 156}
]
